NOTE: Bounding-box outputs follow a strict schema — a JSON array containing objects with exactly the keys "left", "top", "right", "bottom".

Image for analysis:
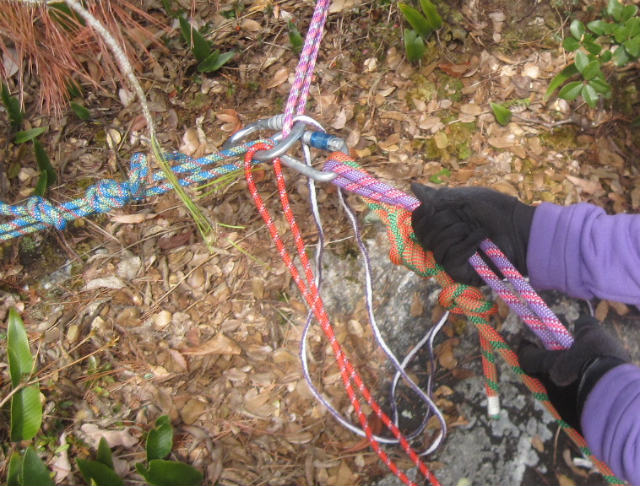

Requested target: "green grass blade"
[{"left": 150, "top": 137, "right": 215, "bottom": 252}]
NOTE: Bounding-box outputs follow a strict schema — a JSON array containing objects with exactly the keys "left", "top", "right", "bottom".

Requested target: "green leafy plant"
[
  {"left": 76, "top": 437, "right": 123, "bottom": 486},
  {"left": 7, "top": 447, "right": 55, "bottom": 486},
  {"left": 7, "top": 308, "right": 43, "bottom": 442},
  {"left": 429, "top": 167, "right": 450, "bottom": 184},
  {"left": 399, "top": 0, "right": 442, "bottom": 62},
  {"left": 490, "top": 102, "right": 513, "bottom": 126},
  {"left": 404, "top": 29, "right": 426, "bottom": 62},
  {"left": 1, "top": 82, "right": 23, "bottom": 130},
  {"left": 1, "top": 85, "right": 57, "bottom": 196},
  {"left": 547, "top": 0, "right": 640, "bottom": 107},
  {"left": 160, "top": 0, "right": 182, "bottom": 18},
  {"left": 4, "top": 309, "right": 54, "bottom": 486},
  {"left": 178, "top": 15, "right": 235, "bottom": 73},
  {"left": 135, "top": 415, "right": 203, "bottom": 486},
  {"left": 288, "top": 21, "right": 303, "bottom": 54}
]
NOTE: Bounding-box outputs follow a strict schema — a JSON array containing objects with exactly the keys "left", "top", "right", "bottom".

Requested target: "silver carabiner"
[
  {"left": 252, "top": 122, "right": 306, "bottom": 161},
  {"left": 223, "top": 115, "right": 338, "bottom": 182},
  {"left": 280, "top": 155, "right": 337, "bottom": 182}
]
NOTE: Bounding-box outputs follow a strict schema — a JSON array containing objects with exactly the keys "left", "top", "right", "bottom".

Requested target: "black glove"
[
  {"left": 410, "top": 183, "right": 535, "bottom": 286},
  {"left": 517, "top": 315, "right": 630, "bottom": 432}
]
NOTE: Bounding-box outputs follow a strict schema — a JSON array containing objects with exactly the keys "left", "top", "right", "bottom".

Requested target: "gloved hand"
[
  {"left": 410, "top": 183, "right": 536, "bottom": 286},
  {"left": 517, "top": 315, "right": 630, "bottom": 432}
]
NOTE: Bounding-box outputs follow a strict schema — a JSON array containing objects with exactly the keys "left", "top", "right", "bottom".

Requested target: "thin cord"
[{"left": 337, "top": 188, "right": 447, "bottom": 452}]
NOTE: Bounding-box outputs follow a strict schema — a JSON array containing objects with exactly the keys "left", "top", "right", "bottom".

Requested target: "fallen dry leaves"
[{"left": 1, "top": 0, "right": 638, "bottom": 485}]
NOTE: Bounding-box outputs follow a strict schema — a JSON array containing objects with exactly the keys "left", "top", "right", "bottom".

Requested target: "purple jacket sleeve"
[
  {"left": 581, "top": 364, "right": 640, "bottom": 485},
  {"left": 527, "top": 202, "right": 640, "bottom": 305}
]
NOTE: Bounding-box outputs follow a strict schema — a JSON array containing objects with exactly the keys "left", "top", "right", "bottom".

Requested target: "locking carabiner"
[{"left": 223, "top": 115, "right": 338, "bottom": 182}]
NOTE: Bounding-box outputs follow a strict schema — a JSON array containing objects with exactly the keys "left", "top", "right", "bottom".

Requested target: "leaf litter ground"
[{"left": 1, "top": 0, "right": 639, "bottom": 485}]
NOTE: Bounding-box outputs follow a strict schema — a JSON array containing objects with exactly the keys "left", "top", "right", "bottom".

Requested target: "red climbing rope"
[{"left": 243, "top": 143, "right": 441, "bottom": 486}]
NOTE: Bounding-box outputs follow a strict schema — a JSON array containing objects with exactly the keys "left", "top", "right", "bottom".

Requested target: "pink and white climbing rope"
[
  {"left": 280, "top": 0, "right": 331, "bottom": 135},
  {"left": 323, "top": 157, "right": 574, "bottom": 351}
]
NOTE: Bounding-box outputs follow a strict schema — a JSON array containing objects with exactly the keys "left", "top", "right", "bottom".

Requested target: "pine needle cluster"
[{"left": 0, "top": 0, "right": 165, "bottom": 115}]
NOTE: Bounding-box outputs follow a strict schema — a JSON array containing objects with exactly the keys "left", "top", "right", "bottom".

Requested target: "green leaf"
[
  {"left": 197, "top": 49, "right": 235, "bottom": 73},
  {"left": 545, "top": 63, "right": 578, "bottom": 99},
  {"left": 161, "top": 0, "right": 182, "bottom": 18},
  {"left": 70, "top": 101, "right": 91, "bottom": 121},
  {"left": 287, "top": 21, "right": 303, "bottom": 54},
  {"left": 178, "top": 16, "right": 211, "bottom": 63},
  {"left": 97, "top": 437, "right": 114, "bottom": 469},
  {"left": 8, "top": 308, "right": 33, "bottom": 388},
  {"left": 583, "top": 38, "right": 602, "bottom": 55},
  {"left": 589, "top": 78, "right": 612, "bottom": 95},
  {"left": 1, "top": 83, "right": 24, "bottom": 131},
  {"left": 156, "top": 415, "right": 171, "bottom": 427},
  {"left": 587, "top": 19, "right": 608, "bottom": 35},
  {"left": 66, "top": 80, "right": 83, "bottom": 99},
  {"left": 489, "top": 102, "right": 512, "bottom": 126},
  {"left": 582, "top": 60, "right": 601, "bottom": 80},
  {"left": 49, "top": 2, "right": 85, "bottom": 28},
  {"left": 623, "top": 35, "right": 640, "bottom": 58},
  {"left": 419, "top": 0, "right": 442, "bottom": 30},
  {"left": 146, "top": 417, "right": 173, "bottom": 461},
  {"left": 614, "top": 23, "right": 629, "bottom": 43},
  {"left": 11, "top": 385, "right": 43, "bottom": 441},
  {"left": 14, "top": 127, "right": 46, "bottom": 145},
  {"left": 33, "top": 172, "right": 48, "bottom": 197},
  {"left": 570, "top": 19, "right": 585, "bottom": 39},
  {"left": 562, "top": 36, "right": 580, "bottom": 51},
  {"left": 404, "top": 29, "right": 426, "bottom": 62},
  {"left": 138, "top": 460, "right": 203, "bottom": 486},
  {"left": 599, "top": 50, "right": 613, "bottom": 62},
  {"left": 33, "top": 139, "right": 56, "bottom": 186},
  {"left": 22, "top": 447, "right": 55, "bottom": 486},
  {"left": 628, "top": 17, "right": 640, "bottom": 38},
  {"left": 607, "top": 0, "right": 623, "bottom": 21},
  {"left": 581, "top": 83, "right": 598, "bottom": 107},
  {"left": 558, "top": 81, "right": 583, "bottom": 101},
  {"left": 136, "top": 462, "right": 149, "bottom": 478},
  {"left": 8, "top": 452, "right": 23, "bottom": 486},
  {"left": 613, "top": 44, "right": 630, "bottom": 65},
  {"left": 398, "top": 3, "right": 433, "bottom": 39},
  {"left": 77, "top": 459, "right": 123, "bottom": 486},
  {"left": 428, "top": 168, "right": 451, "bottom": 184},
  {"left": 574, "top": 50, "right": 589, "bottom": 72},
  {"left": 621, "top": 4, "right": 638, "bottom": 21}
]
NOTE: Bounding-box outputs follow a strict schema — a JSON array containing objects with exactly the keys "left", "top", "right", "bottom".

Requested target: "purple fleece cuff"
[
  {"left": 527, "top": 202, "right": 597, "bottom": 299},
  {"left": 526, "top": 202, "right": 640, "bottom": 305},
  {"left": 581, "top": 364, "right": 640, "bottom": 485}
]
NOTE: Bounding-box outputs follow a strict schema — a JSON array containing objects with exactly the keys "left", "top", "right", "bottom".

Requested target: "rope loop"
[
  {"left": 25, "top": 196, "right": 67, "bottom": 230},
  {"left": 439, "top": 279, "right": 497, "bottom": 321}
]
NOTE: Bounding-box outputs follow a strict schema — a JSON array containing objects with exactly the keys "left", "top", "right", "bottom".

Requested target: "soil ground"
[{"left": 1, "top": 0, "right": 639, "bottom": 485}]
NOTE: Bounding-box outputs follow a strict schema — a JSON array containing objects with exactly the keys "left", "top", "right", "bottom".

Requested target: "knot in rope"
[
  {"left": 86, "top": 180, "right": 134, "bottom": 212},
  {"left": 25, "top": 196, "right": 67, "bottom": 230},
  {"left": 128, "top": 153, "right": 148, "bottom": 198},
  {"left": 438, "top": 283, "right": 497, "bottom": 321}
]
